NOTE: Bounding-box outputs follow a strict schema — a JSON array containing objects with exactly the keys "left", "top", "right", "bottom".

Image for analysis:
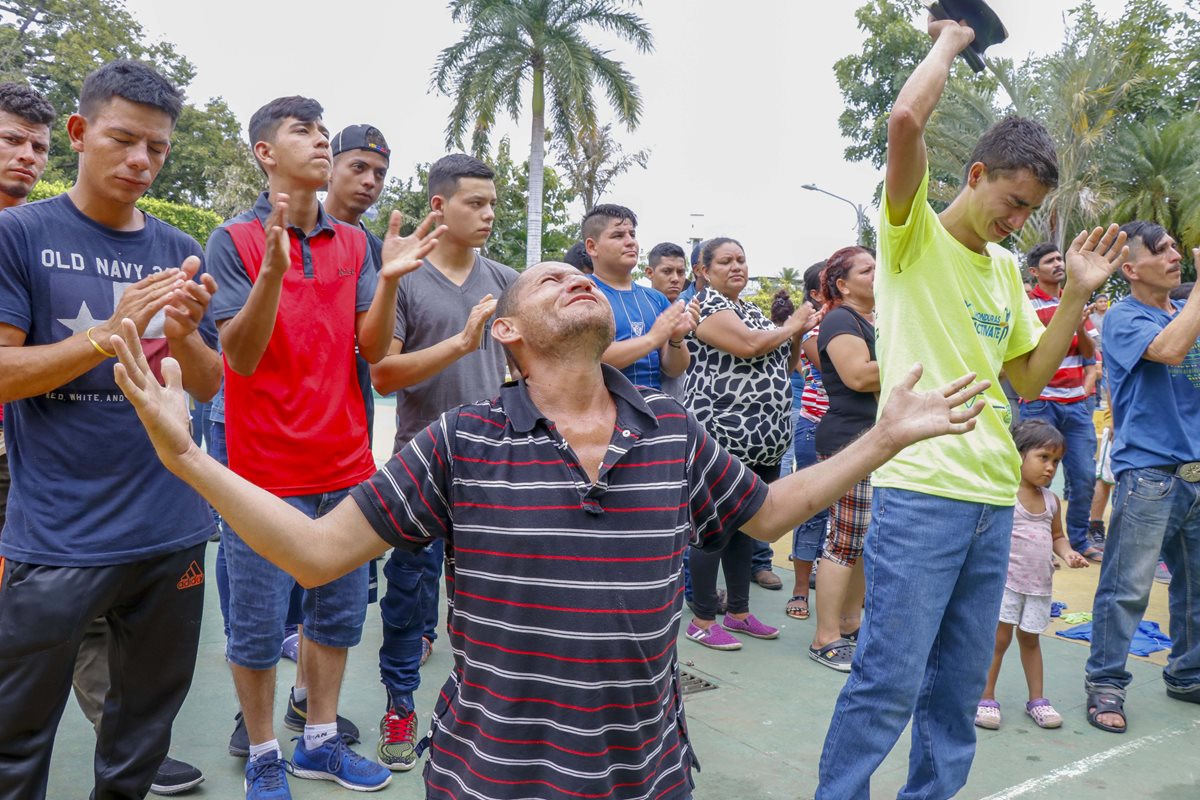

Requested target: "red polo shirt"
[{"left": 206, "top": 192, "right": 377, "bottom": 496}]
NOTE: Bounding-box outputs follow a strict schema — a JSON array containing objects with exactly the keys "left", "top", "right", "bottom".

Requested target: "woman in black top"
[{"left": 808, "top": 246, "right": 880, "bottom": 673}]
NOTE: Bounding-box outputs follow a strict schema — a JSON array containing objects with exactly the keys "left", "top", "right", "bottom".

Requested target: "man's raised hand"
[
  {"left": 163, "top": 255, "right": 219, "bottom": 340},
  {"left": 260, "top": 193, "right": 291, "bottom": 279},
  {"left": 1065, "top": 224, "right": 1129, "bottom": 295},
  {"left": 927, "top": 12, "right": 975, "bottom": 51},
  {"left": 876, "top": 364, "right": 990, "bottom": 452},
  {"left": 101, "top": 268, "right": 185, "bottom": 340},
  {"left": 379, "top": 211, "right": 447, "bottom": 281},
  {"left": 110, "top": 319, "right": 197, "bottom": 471},
  {"left": 460, "top": 294, "right": 498, "bottom": 351}
]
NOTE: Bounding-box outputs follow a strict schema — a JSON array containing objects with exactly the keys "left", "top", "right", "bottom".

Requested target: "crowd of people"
[{"left": 0, "top": 14, "right": 1197, "bottom": 800}]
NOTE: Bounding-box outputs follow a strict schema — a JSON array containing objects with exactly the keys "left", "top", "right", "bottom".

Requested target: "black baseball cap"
[{"left": 330, "top": 124, "right": 390, "bottom": 162}]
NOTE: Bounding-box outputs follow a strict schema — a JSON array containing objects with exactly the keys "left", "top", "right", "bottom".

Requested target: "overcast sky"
[{"left": 124, "top": 0, "right": 1180, "bottom": 274}]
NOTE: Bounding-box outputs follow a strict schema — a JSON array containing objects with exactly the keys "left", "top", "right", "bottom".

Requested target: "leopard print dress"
[{"left": 684, "top": 289, "right": 792, "bottom": 467}]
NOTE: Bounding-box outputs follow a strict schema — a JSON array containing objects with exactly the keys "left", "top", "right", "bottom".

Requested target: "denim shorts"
[{"left": 224, "top": 487, "right": 369, "bottom": 669}]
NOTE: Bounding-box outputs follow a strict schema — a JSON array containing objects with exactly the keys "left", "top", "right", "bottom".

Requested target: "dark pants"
[
  {"left": 0, "top": 451, "right": 8, "bottom": 533},
  {"left": 689, "top": 462, "right": 781, "bottom": 620},
  {"left": 379, "top": 540, "right": 443, "bottom": 713},
  {"left": 0, "top": 542, "right": 206, "bottom": 800}
]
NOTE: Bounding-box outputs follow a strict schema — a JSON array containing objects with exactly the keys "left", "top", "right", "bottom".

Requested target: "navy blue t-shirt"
[
  {"left": 589, "top": 276, "right": 671, "bottom": 389},
  {"left": 0, "top": 194, "right": 218, "bottom": 566},
  {"left": 1103, "top": 296, "right": 1200, "bottom": 477}
]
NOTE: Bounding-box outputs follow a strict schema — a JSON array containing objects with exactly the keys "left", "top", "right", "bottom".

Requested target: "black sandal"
[{"left": 1086, "top": 691, "right": 1127, "bottom": 734}]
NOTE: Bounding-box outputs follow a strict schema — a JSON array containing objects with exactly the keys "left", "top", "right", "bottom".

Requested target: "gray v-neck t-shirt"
[{"left": 392, "top": 253, "right": 519, "bottom": 451}]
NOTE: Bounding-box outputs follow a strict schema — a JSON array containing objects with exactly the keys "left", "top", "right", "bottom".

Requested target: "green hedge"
[{"left": 28, "top": 180, "right": 223, "bottom": 244}]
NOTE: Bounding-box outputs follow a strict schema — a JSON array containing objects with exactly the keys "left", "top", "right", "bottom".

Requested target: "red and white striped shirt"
[{"left": 1028, "top": 285, "right": 1094, "bottom": 402}]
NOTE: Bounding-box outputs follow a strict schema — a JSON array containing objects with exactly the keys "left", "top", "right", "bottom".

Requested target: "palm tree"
[
  {"left": 433, "top": 0, "right": 653, "bottom": 267},
  {"left": 551, "top": 122, "right": 649, "bottom": 212},
  {"left": 1105, "top": 115, "right": 1200, "bottom": 251}
]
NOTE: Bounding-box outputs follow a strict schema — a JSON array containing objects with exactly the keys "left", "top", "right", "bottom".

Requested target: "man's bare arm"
[
  {"left": 1144, "top": 248, "right": 1200, "bottom": 366},
  {"left": 1007, "top": 227, "right": 1127, "bottom": 399},
  {"left": 371, "top": 295, "right": 498, "bottom": 394},
  {"left": 109, "top": 319, "right": 389, "bottom": 588},
  {"left": 885, "top": 19, "right": 975, "bottom": 226},
  {"left": 219, "top": 197, "right": 289, "bottom": 376},
  {"left": 743, "top": 366, "right": 988, "bottom": 539}
]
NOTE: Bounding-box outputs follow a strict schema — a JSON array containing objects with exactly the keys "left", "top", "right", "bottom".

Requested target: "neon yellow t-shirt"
[{"left": 872, "top": 171, "right": 1043, "bottom": 506}]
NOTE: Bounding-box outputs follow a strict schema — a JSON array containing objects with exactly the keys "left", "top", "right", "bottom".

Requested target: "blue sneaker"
[
  {"left": 292, "top": 736, "right": 391, "bottom": 792},
  {"left": 244, "top": 753, "right": 291, "bottom": 799}
]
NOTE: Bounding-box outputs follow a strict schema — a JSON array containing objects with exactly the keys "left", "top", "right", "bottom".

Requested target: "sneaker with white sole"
[
  {"left": 377, "top": 707, "right": 420, "bottom": 771},
  {"left": 149, "top": 756, "right": 204, "bottom": 796},
  {"left": 721, "top": 613, "right": 779, "bottom": 640},
  {"left": 292, "top": 736, "right": 391, "bottom": 792},
  {"left": 686, "top": 621, "right": 741, "bottom": 650}
]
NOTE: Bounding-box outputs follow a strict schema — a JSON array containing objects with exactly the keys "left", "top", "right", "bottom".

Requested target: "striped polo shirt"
[
  {"left": 1028, "top": 285, "right": 1094, "bottom": 403},
  {"left": 350, "top": 365, "right": 767, "bottom": 800}
]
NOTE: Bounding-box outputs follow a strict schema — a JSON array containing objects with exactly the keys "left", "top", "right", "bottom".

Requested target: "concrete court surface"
[{"left": 44, "top": 403, "right": 1198, "bottom": 798}]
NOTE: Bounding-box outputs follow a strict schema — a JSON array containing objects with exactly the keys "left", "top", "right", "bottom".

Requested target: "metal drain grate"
[{"left": 679, "top": 668, "right": 718, "bottom": 695}]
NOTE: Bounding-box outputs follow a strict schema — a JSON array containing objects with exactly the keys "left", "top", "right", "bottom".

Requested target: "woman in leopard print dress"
[{"left": 682, "top": 237, "right": 819, "bottom": 651}]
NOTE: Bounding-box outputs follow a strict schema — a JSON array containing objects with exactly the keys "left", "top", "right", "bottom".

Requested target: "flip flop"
[
  {"left": 1086, "top": 691, "right": 1126, "bottom": 733},
  {"left": 785, "top": 595, "right": 809, "bottom": 620},
  {"left": 1082, "top": 547, "right": 1104, "bottom": 563}
]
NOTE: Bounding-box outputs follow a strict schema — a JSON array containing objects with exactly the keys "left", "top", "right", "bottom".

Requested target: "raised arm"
[
  {"left": 601, "top": 300, "right": 692, "bottom": 372},
  {"left": 0, "top": 268, "right": 185, "bottom": 403},
  {"left": 217, "top": 195, "right": 290, "bottom": 376},
  {"left": 886, "top": 18, "right": 976, "bottom": 225},
  {"left": 354, "top": 211, "right": 444, "bottom": 364},
  {"left": 696, "top": 304, "right": 816, "bottom": 360},
  {"left": 109, "top": 319, "right": 388, "bottom": 588},
  {"left": 371, "top": 294, "right": 498, "bottom": 394},
  {"left": 1006, "top": 226, "right": 1128, "bottom": 399},
  {"left": 742, "top": 365, "right": 987, "bottom": 538},
  {"left": 1144, "top": 248, "right": 1200, "bottom": 366}
]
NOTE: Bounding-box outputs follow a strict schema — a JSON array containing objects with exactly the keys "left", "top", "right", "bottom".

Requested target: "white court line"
[{"left": 980, "top": 718, "right": 1200, "bottom": 800}]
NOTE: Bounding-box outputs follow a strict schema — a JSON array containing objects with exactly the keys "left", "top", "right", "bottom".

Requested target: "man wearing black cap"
[{"left": 326, "top": 124, "right": 389, "bottom": 267}]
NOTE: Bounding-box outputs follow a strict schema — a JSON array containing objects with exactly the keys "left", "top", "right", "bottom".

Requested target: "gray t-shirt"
[{"left": 392, "top": 253, "right": 518, "bottom": 450}]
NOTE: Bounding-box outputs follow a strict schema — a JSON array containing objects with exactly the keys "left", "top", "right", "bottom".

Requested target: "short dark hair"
[
  {"left": 647, "top": 242, "right": 685, "bottom": 268},
  {"left": 803, "top": 260, "right": 826, "bottom": 307},
  {"left": 1026, "top": 242, "right": 1060, "bottom": 269},
  {"left": 562, "top": 241, "right": 593, "bottom": 273},
  {"left": 770, "top": 288, "right": 795, "bottom": 326},
  {"left": 0, "top": 82, "right": 54, "bottom": 126},
  {"left": 428, "top": 153, "right": 494, "bottom": 201},
  {"left": 1170, "top": 282, "right": 1194, "bottom": 301},
  {"left": 700, "top": 237, "right": 744, "bottom": 268},
  {"left": 249, "top": 96, "right": 323, "bottom": 149},
  {"left": 965, "top": 116, "right": 1058, "bottom": 189},
  {"left": 1120, "top": 220, "right": 1171, "bottom": 256},
  {"left": 79, "top": 60, "right": 183, "bottom": 123},
  {"left": 582, "top": 204, "right": 637, "bottom": 242},
  {"left": 1012, "top": 419, "right": 1065, "bottom": 456}
]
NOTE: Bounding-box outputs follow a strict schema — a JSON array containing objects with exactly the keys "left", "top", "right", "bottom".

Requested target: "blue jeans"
[
  {"left": 225, "top": 487, "right": 368, "bottom": 669},
  {"left": 790, "top": 415, "right": 827, "bottom": 562},
  {"left": 780, "top": 407, "right": 799, "bottom": 476},
  {"left": 379, "top": 540, "right": 443, "bottom": 713},
  {"left": 1086, "top": 467, "right": 1200, "bottom": 700},
  {"left": 1020, "top": 399, "right": 1096, "bottom": 551},
  {"left": 210, "top": 420, "right": 232, "bottom": 640},
  {"left": 817, "top": 488, "right": 1012, "bottom": 800}
]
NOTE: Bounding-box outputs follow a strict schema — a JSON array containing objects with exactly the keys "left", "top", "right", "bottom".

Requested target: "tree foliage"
[
  {"left": 432, "top": 0, "right": 652, "bottom": 265},
  {"left": 837, "top": 0, "right": 1200, "bottom": 268},
  {"left": 551, "top": 122, "right": 648, "bottom": 211},
  {"left": 0, "top": 0, "right": 252, "bottom": 210},
  {"left": 365, "top": 137, "right": 579, "bottom": 270}
]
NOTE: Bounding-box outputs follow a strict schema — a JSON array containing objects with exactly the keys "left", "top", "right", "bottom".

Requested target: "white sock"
[
  {"left": 249, "top": 739, "right": 281, "bottom": 761},
  {"left": 292, "top": 686, "right": 308, "bottom": 703},
  {"left": 304, "top": 722, "right": 338, "bottom": 750}
]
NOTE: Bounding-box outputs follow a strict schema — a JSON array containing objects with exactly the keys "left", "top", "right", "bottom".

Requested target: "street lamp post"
[{"left": 802, "top": 183, "right": 869, "bottom": 246}]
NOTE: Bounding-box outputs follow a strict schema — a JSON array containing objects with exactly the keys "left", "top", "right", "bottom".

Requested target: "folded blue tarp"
[{"left": 1055, "top": 620, "right": 1172, "bottom": 657}]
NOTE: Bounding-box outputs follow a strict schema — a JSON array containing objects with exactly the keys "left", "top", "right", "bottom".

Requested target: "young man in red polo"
[{"left": 205, "top": 95, "right": 441, "bottom": 799}]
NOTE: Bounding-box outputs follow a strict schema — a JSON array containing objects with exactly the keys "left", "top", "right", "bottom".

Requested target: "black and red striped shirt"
[{"left": 350, "top": 365, "right": 767, "bottom": 800}]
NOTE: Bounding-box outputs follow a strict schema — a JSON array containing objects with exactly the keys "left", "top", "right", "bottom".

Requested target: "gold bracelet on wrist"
[{"left": 86, "top": 326, "right": 117, "bottom": 358}]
